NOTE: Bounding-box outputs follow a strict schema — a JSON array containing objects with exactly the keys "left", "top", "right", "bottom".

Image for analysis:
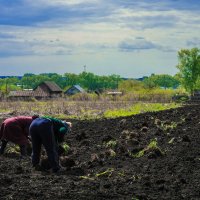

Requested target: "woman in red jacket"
[{"left": 0, "top": 115, "right": 38, "bottom": 156}]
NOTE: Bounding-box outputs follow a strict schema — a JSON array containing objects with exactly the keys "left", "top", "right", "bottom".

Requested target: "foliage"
[
  {"left": 0, "top": 72, "right": 122, "bottom": 94},
  {"left": 104, "top": 140, "right": 118, "bottom": 149},
  {"left": 77, "top": 72, "right": 121, "bottom": 90},
  {"left": 168, "top": 137, "right": 175, "bottom": 144},
  {"left": 194, "top": 78, "right": 200, "bottom": 90},
  {"left": 129, "top": 139, "right": 164, "bottom": 158},
  {"left": 0, "top": 77, "right": 20, "bottom": 95},
  {"left": 0, "top": 72, "right": 182, "bottom": 97},
  {"left": 118, "top": 79, "right": 144, "bottom": 92},
  {"left": 132, "top": 197, "right": 139, "bottom": 200},
  {"left": 61, "top": 143, "right": 70, "bottom": 153},
  {"left": 155, "top": 120, "right": 178, "bottom": 131},
  {"left": 95, "top": 168, "right": 114, "bottom": 177},
  {"left": 143, "top": 74, "right": 180, "bottom": 89},
  {"left": 176, "top": 48, "right": 200, "bottom": 94},
  {"left": 57, "top": 143, "right": 70, "bottom": 155},
  {"left": 120, "top": 88, "right": 177, "bottom": 102},
  {"left": 107, "top": 149, "right": 116, "bottom": 157},
  {"left": 6, "top": 144, "right": 20, "bottom": 154},
  {"left": 80, "top": 168, "right": 114, "bottom": 181}
]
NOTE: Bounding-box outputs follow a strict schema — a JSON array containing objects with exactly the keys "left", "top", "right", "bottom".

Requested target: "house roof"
[
  {"left": 73, "top": 85, "right": 85, "bottom": 92},
  {"left": 39, "top": 81, "right": 63, "bottom": 92},
  {"left": 65, "top": 85, "right": 85, "bottom": 93}
]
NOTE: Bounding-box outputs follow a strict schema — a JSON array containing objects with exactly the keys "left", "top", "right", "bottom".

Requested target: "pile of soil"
[{"left": 0, "top": 104, "right": 200, "bottom": 200}]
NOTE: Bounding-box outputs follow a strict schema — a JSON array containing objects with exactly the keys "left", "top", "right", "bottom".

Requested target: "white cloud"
[{"left": 0, "top": 0, "right": 200, "bottom": 77}]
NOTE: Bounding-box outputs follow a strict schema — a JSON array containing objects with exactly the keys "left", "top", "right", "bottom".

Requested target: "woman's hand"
[{"left": 66, "top": 122, "right": 72, "bottom": 128}]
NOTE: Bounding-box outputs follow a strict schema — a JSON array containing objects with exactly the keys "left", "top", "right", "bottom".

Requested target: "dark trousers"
[{"left": 29, "top": 118, "right": 60, "bottom": 172}]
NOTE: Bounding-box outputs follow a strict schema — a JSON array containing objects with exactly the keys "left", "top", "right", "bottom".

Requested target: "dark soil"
[{"left": 1, "top": 104, "right": 200, "bottom": 199}]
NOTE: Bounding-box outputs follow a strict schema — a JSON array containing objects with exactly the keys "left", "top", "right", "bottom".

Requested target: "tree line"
[
  {"left": 0, "top": 72, "right": 122, "bottom": 95},
  {"left": 0, "top": 47, "right": 200, "bottom": 95}
]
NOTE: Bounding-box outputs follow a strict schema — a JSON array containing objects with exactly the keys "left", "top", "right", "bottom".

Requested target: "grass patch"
[{"left": 104, "top": 103, "right": 180, "bottom": 118}]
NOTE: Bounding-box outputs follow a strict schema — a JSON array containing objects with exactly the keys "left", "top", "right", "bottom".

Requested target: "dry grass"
[
  {"left": 0, "top": 98, "right": 179, "bottom": 120},
  {"left": 0, "top": 99, "right": 135, "bottom": 118}
]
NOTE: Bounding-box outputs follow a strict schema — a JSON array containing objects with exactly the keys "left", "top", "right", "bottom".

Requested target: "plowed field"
[{"left": 0, "top": 104, "right": 200, "bottom": 200}]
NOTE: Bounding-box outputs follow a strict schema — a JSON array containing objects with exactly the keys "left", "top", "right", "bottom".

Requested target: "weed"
[
  {"left": 6, "top": 145, "right": 20, "bottom": 154},
  {"left": 104, "top": 140, "right": 118, "bottom": 149},
  {"left": 132, "top": 197, "right": 139, "bottom": 200},
  {"left": 131, "top": 149, "right": 145, "bottom": 158},
  {"left": 58, "top": 143, "right": 70, "bottom": 155},
  {"left": 168, "top": 137, "right": 175, "bottom": 144},
  {"left": 95, "top": 168, "right": 114, "bottom": 178},
  {"left": 79, "top": 168, "right": 115, "bottom": 181},
  {"left": 62, "top": 143, "right": 70, "bottom": 153},
  {"left": 129, "top": 139, "right": 164, "bottom": 158},
  {"left": 106, "top": 149, "right": 116, "bottom": 157},
  {"left": 131, "top": 174, "right": 142, "bottom": 181},
  {"left": 118, "top": 170, "right": 125, "bottom": 177},
  {"left": 148, "top": 139, "right": 158, "bottom": 149},
  {"left": 155, "top": 119, "right": 178, "bottom": 132},
  {"left": 79, "top": 176, "right": 95, "bottom": 181}
]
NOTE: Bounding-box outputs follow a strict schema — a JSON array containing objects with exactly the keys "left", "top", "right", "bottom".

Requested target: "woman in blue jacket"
[{"left": 29, "top": 116, "right": 72, "bottom": 173}]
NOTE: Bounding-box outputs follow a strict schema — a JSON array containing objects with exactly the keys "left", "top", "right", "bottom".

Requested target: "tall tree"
[{"left": 177, "top": 48, "right": 200, "bottom": 94}]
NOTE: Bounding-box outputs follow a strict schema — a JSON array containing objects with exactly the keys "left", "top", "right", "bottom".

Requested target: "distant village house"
[
  {"left": 65, "top": 85, "right": 85, "bottom": 95},
  {"left": 9, "top": 81, "right": 62, "bottom": 100},
  {"left": 34, "top": 81, "right": 62, "bottom": 98}
]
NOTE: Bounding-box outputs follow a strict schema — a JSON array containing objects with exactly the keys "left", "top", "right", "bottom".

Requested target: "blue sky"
[{"left": 0, "top": 0, "right": 200, "bottom": 78}]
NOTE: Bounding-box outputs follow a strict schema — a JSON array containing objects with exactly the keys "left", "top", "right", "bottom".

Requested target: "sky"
[{"left": 0, "top": 0, "right": 200, "bottom": 78}]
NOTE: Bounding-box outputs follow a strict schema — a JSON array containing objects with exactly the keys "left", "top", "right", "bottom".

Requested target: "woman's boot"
[{"left": 0, "top": 140, "right": 8, "bottom": 154}]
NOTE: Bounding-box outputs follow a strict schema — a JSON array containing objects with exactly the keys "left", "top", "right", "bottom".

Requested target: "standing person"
[
  {"left": 29, "top": 116, "right": 72, "bottom": 173},
  {"left": 0, "top": 115, "right": 39, "bottom": 156}
]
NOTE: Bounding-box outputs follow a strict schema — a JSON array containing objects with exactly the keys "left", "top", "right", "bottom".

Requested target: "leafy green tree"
[
  {"left": 0, "top": 77, "right": 20, "bottom": 96},
  {"left": 20, "top": 73, "right": 66, "bottom": 89},
  {"left": 64, "top": 73, "right": 79, "bottom": 87},
  {"left": 153, "top": 74, "right": 179, "bottom": 89},
  {"left": 143, "top": 74, "right": 179, "bottom": 89},
  {"left": 64, "top": 72, "right": 121, "bottom": 91},
  {"left": 0, "top": 72, "right": 122, "bottom": 93},
  {"left": 143, "top": 76, "right": 158, "bottom": 89},
  {"left": 177, "top": 48, "right": 200, "bottom": 94}
]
